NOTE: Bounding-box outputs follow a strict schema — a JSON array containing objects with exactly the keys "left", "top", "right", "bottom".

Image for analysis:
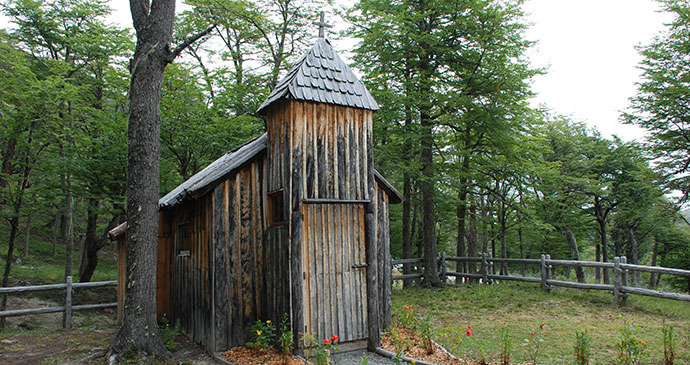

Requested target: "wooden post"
[
  {"left": 63, "top": 276, "right": 72, "bottom": 329},
  {"left": 439, "top": 252, "right": 447, "bottom": 284},
  {"left": 540, "top": 254, "right": 550, "bottom": 292},
  {"left": 621, "top": 256, "right": 629, "bottom": 305},
  {"left": 546, "top": 254, "right": 553, "bottom": 280},
  {"left": 481, "top": 253, "right": 488, "bottom": 285},
  {"left": 613, "top": 257, "right": 621, "bottom": 305}
]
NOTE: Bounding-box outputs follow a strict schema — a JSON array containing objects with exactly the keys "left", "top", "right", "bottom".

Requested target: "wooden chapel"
[{"left": 110, "top": 17, "right": 402, "bottom": 354}]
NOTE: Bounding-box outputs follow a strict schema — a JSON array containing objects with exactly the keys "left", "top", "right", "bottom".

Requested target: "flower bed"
[{"left": 219, "top": 346, "right": 309, "bottom": 365}]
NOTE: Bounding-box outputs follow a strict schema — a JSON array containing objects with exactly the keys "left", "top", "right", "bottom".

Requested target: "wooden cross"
[{"left": 313, "top": 11, "right": 333, "bottom": 39}]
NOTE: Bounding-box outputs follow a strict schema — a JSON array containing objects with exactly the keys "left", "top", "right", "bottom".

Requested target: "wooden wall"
[
  {"left": 211, "top": 156, "right": 290, "bottom": 351},
  {"left": 301, "top": 202, "right": 368, "bottom": 343},
  {"left": 166, "top": 193, "right": 213, "bottom": 349},
  {"left": 375, "top": 183, "right": 392, "bottom": 330}
]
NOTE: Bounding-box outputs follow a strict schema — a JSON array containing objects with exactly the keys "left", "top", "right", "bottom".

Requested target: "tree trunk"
[
  {"left": 79, "top": 199, "right": 99, "bottom": 281},
  {"left": 628, "top": 226, "right": 640, "bottom": 284},
  {"left": 595, "top": 241, "right": 601, "bottom": 283},
  {"left": 23, "top": 215, "right": 32, "bottom": 258},
  {"left": 110, "top": 0, "right": 178, "bottom": 358},
  {"left": 649, "top": 237, "right": 658, "bottom": 290},
  {"left": 52, "top": 211, "right": 59, "bottom": 258},
  {"left": 456, "top": 190, "right": 467, "bottom": 273},
  {"left": 401, "top": 101, "right": 413, "bottom": 288},
  {"left": 563, "top": 227, "right": 585, "bottom": 283},
  {"left": 468, "top": 202, "right": 478, "bottom": 278},
  {"left": 518, "top": 226, "right": 525, "bottom": 277},
  {"left": 64, "top": 179, "right": 73, "bottom": 281},
  {"left": 1, "top": 215, "right": 21, "bottom": 328},
  {"left": 0, "top": 136, "right": 17, "bottom": 208}
]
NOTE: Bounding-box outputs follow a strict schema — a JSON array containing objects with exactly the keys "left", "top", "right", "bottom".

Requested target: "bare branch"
[{"left": 169, "top": 25, "right": 216, "bottom": 61}]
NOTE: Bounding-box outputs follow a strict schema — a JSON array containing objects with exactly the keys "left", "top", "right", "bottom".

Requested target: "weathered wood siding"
[
  {"left": 301, "top": 202, "right": 368, "bottom": 343},
  {"left": 167, "top": 193, "right": 213, "bottom": 349},
  {"left": 375, "top": 183, "right": 392, "bottom": 330},
  {"left": 265, "top": 99, "right": 374, "bottom": 202},
  {"left": 265, "top": 98, "right": 375, "bottom": 346},
  {"left": 210, "top": 156, "right": 289, "bottom": 351}
]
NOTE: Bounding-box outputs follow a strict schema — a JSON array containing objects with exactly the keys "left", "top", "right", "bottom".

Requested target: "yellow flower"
[
  {"left": 642, "top": 340, "right": 646, "bottom": 344},
  {"left": 266, "top": 320, "right": 271, "bottom": 324},
  {"left": 257, "top": 330, "right": 262, "bottom": 336},
  {"left": 412, "top": 361, "right": 416, "bottom": 364}
]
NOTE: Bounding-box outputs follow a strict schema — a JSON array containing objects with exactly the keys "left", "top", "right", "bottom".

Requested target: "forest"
[{"left": 1, "top": 0, "right": 690, "bottom": 304}]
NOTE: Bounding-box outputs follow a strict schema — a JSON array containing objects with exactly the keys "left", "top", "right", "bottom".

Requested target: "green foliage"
[
  {"left": 303, "top": 332, "right": 339, "bottom": 365},
  {"left": 662, "top": 321, "right": 674, "bottom": 365},
  {"left": 615, "top": 323, "right": 648, "bottom": 364},
  {"left": 278, "top": 313, "right": 293, "bottom": 356},
  {"left": 247, "top": 319, "right": 276, "bottom": 352},
  {"left": 159, "top": 317, "right": 181, "bottom": 352},
  {"left": 574, "top": 330, "right": 592, "bottom": 365},
  {"left": 500, "top": 326, "right": 512, "bottom": 365},
  {"left": 626, "top": 0, "right": 690, "bottom": 199}
]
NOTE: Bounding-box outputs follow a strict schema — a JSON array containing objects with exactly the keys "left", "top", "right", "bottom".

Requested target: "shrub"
[
  {"left": 574, "top": 330, "right": 592, "bottom": 365},
  {"left": 615, "top": 324, "right": 647, "bottom": 364}
]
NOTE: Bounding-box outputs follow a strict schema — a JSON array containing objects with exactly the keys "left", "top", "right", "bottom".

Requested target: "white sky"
[
  {"left": 7, "top": 1, "right": 675, "bottom": 143},
  {"left": 522, "top": 0, "right": 673, "bottom": 141}
]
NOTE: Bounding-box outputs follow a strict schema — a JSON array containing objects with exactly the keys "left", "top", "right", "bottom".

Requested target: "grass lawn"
[{"left": 392, "top": 282, "right": 690, "bottom": 364}]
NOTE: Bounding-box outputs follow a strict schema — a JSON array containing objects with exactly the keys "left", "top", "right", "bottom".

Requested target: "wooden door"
[{"left": 301, "top": 203, "right": 368, "bottom": 343}]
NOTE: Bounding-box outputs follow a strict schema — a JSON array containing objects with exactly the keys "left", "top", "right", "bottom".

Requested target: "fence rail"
[
  {"left": 0, "top": 276, "right": 117, "bottom": 328},
  {"left": 392, "top": 254, "right": 690, "bottom": 305}
]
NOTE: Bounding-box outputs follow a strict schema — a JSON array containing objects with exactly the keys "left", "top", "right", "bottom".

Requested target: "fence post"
[
  {"left": 481, "top": 253, "right": 488, "bottom": 285},
  {"left": 63, "top": 276, "right": 72, "bottom": 329},
  {"left": 439, "top": 252, "right": 447, "bottom": 284},
  {"left": 621, "top": 256, "right": 629, "bottom": 305},
  {"left": 613, "top": 257, "right": 621, "bottom": 306},
  {"left": 546, "top": 254, "right": 553, "bottom": 279},
  {"left": 540, "top": 254, "right": 551, "bottom": 292}
]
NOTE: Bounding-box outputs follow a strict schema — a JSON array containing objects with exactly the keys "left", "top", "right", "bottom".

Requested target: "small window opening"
[{"left": 268, "top": 190, "right": 285, "bottom": 227}]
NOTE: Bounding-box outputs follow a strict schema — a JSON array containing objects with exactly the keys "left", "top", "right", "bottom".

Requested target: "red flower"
[
  {"left": 404, "top": 305, "right": 409, "bottom": 310},
  {"left": 323, "top": 339, "right": 331, "bottom": 345},
  {"left": 531, "top": 331, "right": 535, "bottom": 335},
  {"left": 331, "top": 335, "right": 339, "bottom": 342},
  {"left": 540, "top": 323, "right": 545, "bottom": 328},
  {"left": 465, "top": 328, "right": 472, "bottom": 336},
  {"left": 468, "top": 325, "right": 472, "bottom": 329}
]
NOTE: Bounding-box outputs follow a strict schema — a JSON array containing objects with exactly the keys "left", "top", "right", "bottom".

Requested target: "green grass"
[
  {"left": 392, "top": 282, "right": 690, "bottom": 364},
  {"left": 0, "top": 232, "right": 117, "bottom": 284}
]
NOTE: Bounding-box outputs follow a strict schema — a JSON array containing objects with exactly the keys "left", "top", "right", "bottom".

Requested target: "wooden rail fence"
[
  {"left": 392, "top": 254, "right": 690, "bottom": 305},
  {"left": 0, "top": 276, "right": 117, "bottom": 328}
]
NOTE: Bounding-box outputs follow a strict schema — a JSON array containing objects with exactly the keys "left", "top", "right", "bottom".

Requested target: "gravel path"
[{"left": 335, "top": 350, "right": 398, "bottom": 364}]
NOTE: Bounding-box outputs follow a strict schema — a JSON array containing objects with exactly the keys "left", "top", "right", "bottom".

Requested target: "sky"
[
  {"left": 521, "top": 0, "right": 673, "bottom": 142},
  {"left": 10, "top": 0, "right": 674, "bottom": 143}
]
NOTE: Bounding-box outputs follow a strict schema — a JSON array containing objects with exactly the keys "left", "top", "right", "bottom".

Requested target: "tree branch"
[
  {"left": 169, "top": 25, "right": 216, "bottom": 61},
  {"left": 129, "top": 0, "right": 150, "bottom": 32}
]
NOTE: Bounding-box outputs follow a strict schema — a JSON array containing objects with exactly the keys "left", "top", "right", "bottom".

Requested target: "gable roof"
[
  {"left": 257, "top": 38, "right": 379, "bottom": 114},
  {"left": 159, "top": 133, "right": 267, "bottom": 208}
]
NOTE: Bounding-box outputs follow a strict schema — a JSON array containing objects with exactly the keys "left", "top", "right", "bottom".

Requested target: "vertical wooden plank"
[
  {"left": 383, "top": 194, "right": 392, "bottom": 329},
  {"left": 212, "top": 184, "right": 228, "bottom": 351}
]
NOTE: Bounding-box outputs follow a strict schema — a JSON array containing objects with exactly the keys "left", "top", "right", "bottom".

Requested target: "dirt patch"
[{"left": 0, "top": 296, "right": 218, "bottom": 364}]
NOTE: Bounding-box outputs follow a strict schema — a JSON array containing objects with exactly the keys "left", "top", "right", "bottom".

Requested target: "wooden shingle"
[{"left": 257, "top": 39, "right": 379, "bottom": 114}]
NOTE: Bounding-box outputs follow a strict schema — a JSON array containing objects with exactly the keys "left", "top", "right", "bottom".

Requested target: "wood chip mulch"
[{"left": 219, "top": 346, "right": 309, "bottom": 365}]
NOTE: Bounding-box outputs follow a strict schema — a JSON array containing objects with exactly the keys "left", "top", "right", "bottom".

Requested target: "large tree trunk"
[
  {"left": 401, "top": 102, "right": 413, "bottom": 288},
  {"left": 111, "top": 0, "right": 177, "bottom": 358},
  {"left": 562, "top": 227, "right": 585, "bottom": 283},
  {"left": 1, "top": 215, "right": 21, "bottom": 328}
]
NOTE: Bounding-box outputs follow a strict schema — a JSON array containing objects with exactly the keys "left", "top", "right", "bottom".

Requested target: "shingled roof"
[{"left": 257, "top": 38, "right": 379, "bottom": 113}]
